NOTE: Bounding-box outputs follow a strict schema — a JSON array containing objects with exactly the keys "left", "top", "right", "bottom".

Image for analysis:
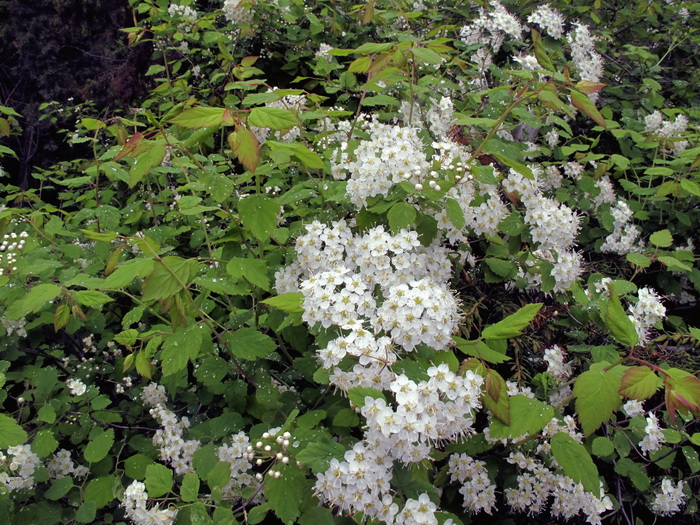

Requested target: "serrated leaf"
[
  {"left": 181, "top": 472, "right": 200, "bottom": 502},
  {"left": 145, "top": 463, "right": 173, "bottom": 498},
  {"left": 488, "top": 395, "right": 553, "bottom": 439},
  {"left": 84, "top": 428, "right": 114, "bottom": 463},
  {"left": 484, "top": 258, "right": 517, "bottom": 279},
  {"left": 103, "top": 258, "right": 154, "bottom": 289},
  {"left": 354, "top": 42, "right": 394, "bottom": 54},
  {"left": 38, "top": 404, "right": 56, "bottom": 424},
  {"left": 124, "top": 454, "right": 155, "bottom": 480},
  {"left": 238, "top": 194, "right": 279, "bottom": 242},
  {"left": 6, "top": 283, "right": 62, "bottom": 320},
  {"left": 619, "top": 366, "right": 658, "bottom": 400},
  {"left": 54, "top": 304, "right": 70, "bottom": 332},
  {"left": 142, "top": 256, "right": 201, "bottom": 302},
  {"left": 227, "top": 327, "right": 276, "bottom": 361},
  {"left": 649, "top": 229, "right": 673, "bottom": 248},
  {"left": 570, "top": 89, "right": 607, "bottom": 128},
  {"left": 454, "top": 339, "right": 511, "bottom": 364},
  {"left": 261, "top": 293, "right": 304, "bottom": 313},
  {"left": 228, "top": 128, "right": 259, "bottom": 172},
  {"left": 347, "top": 387, "right": 386, "bottom": 408},
  {"left": 226, "top": 257, "right": 270, "bottom": 290},
  {"left": 625, "top": 253, "right": 651, "bottom": 268},
  {"left": 31, "top": 429, "right": 58, "bottom": 458},
  {"left": 44, "top": 476, "right": 74, "bottom": 501},
  {"left": 411, "top": 46, "right": 443, "bottom": 65},
  {"left": 591, "top": 437, "right": 615, "bottom": 457},
  {"left": 296, "top": 439, "right": 346, "bottom": 474},
  {"left": 481, "top": 303, "right": 543, "bottom": 340},
  {"left": 264, "top": 465, "right": 305, "bottom": 524},
  {"left": 680, "top": 178, "right": 700, "bottom": 196},
  {"left": 0, "top": 414, "right": 28, "bottom": 448},
  {"left": 129, "top": 143, "right": 165, "bottom": 187},
  {"left": 161, "top": 324, "right": 203, "bottom": 376},
  {"left": 551, "top": 432, "right": 600, "bottom": 494},
  {"left": 604, "top": 285, "right": 638, "bottom": 347},
  {"left": 84, "top": 476, "right": 116, "bottom": 508},
  {"left": 483, "top": 370, "right": 509, "bottom": 425},
  {"left": 574, "top": 364, "right": 622, "bottom": 435},
  {"left": 387, "top": 202, "right": 416, "bottom": 233},
  {"left": 169, "top": 107, "right": 226, "bottom": 128},
  {"left": 531, "top": 28, "right": 554, "bottom": 71},
  {"left": 249, "top": 107, "right": 297, "bottom": 131},
  {"left": 657, "top": 255, "right": 692, "bottom": 272},
  {"left": 74, "top": 290, "right": 113, "bottom": 307},
  {"left": 614, "top": 458, "right": 649, "bottom": 490},
  {"left": 445, "top": 198, "right": 465, "bottom": 229},
  {"left": 75, "top": 501, "right": 97, "bottom": 523}
]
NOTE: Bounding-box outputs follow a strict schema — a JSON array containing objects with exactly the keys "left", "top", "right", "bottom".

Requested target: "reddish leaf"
[
  {"left": 570, "top": 89, "right": 607, "bottom": 129},
  {"left": 483, "top": 369, "right": 510, "bottom": 425},
  {"left": 228, "top": 127, "right": 259, "bottom": 173},
  {"left": 114, "top": 132, "right": 144, "bottom": 161},
  {"left": 575, "top": 81, "right": 606, "bottom": 94},
  {"left": 619, "top": 366, "right": 658, "bottom": 400}
]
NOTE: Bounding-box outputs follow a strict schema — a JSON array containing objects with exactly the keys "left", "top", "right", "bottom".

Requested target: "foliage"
[{"left": 0, "top": 0, "right": 699, "bottom": 524}]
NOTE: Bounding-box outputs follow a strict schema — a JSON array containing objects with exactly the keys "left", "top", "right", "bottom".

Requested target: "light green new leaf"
[
  {"left": 84, "top": 428, "right": 114, "bottom": 463},
  {"left": 488, "top": 395, "right": 553, "bottom": 439},
  {"left": 551, "top": 432, "right": 600, "bottom": 494},
  {"left": 445, "top": 198, "right": 465, "bottom": 229},
  {"left": 482, "top": 303, "right": 543, "bottom": 340},
  {"left": 604, "top": 285, "right": 638, "bottom": 347},
  {"left": 411, "top": 46, "right": 443, "bottom": 65},
  {"left": 238, "top": 194, "right": 279, "bottom": 242},
  {"left": 454, "top": 339, "right": 511, "bottom": 364},
  {"left": 249, "top": 107, "right": 297, "bottom": 131},
  {"left": 261, "top": 293, "right": 304, "bottom": 314},
  {"left": 145, "top": 464, "right": 173, "bottom": 498},
  {"left": 0, "top": 414, "right": 28, "bottom": 448},
  {"left": 227, "top": 327, "right": 276, "bottom": 361},
  {"left": 169, "top": 107, "right": 226, "bottom": 129},
  {"left": 74, "top": 290, "right": 113, "bottom": 307},
  {"left": 129, "top": 143, "right": 165, "bottom": 188},
  {"left": 650, "top": 229, "right": 673, "bottom": 248},
  {"left": 570, "top": 89, "right": 607, "bottom": 128},
  {"left": 6, "top": 283, "right": 62, "bottom": 320},
  {"left": 103, "top": 258, "right": 154, "bottom": 289},
  {"left": 574, "top": 363, "right": 622, "bottom": 435}
]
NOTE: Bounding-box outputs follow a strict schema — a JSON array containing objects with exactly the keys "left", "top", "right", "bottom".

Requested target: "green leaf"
[
  {"left": 261, "top": 293, "right": 304, "bottom": 314},
  {"left": 129, "top": 143, "right": 166, "bottom": 188},
  {"left": 387, "top": 202, "right": 417, "bottom": 233},
  {"left": 83, "top": 428, "right": 115, "bottom": 463},
  {"left": 604, "top": 285, "right": 638, "bottom": 347},
  {"left": 227, "top": 327, "right": 276, "bottom": 361},
  {"left": 238, "top": 194, "right": 279, "bottom": 241},
  {"left": 483, "top": 369, "right": 510, "bottom": 425},
  {"left": 411, "top": 46, "right": 443, "bottom": 65},
  {"left": 84, "top": 476, "right": 116, "bottom": 508},
  {"left": 161, "top": 324, "right": 203, "bottom": 376},
  {"left": 680, "top": 178, "right": 700, "bottom": 196},
  {"left": 625, "top": 253, "right": 651, "bottom": 268},
  {"left": 657, "top": 255, "right": 692, "bottom": 272},
  {"left": 347, "top": 386, "right": 386, "bottom": 408},
  {"left": 206, "top": 461, "right": 232, "bottom": 488},
  {"left": 550, "top": 432, "right": 600, "bottom": 494},
  {"left": 6, "top": 283, "right": 62, "bottom": 320},
  {"left": 570, "top": 89, "right": 607, "bottom": 128},
  {"left": 299, "top": 506, "right": 335, "bottom": 525},
  {"left": 74, "top": 290, "right": 113, "bottom": 307},
  {"left": 249, "top": 107, "right": 297, "bottom": 131},
  {"left": 682, "top": 446, "right": 700, "bottom": 473},
  {"left": 181, "top": 472, "right": 200, "bottom": 502},
  {"left": 194, "top": 356, "right": 229, "bottom": 386},
  {"left": 296, "top": 439, "right": 346, "bottom": 473},
  {"left": 37, "top": 404, "right": 56, "bottom": 424},
  {"left": 103, "top": 258, "right": 154, "bottom": 289},
  {"left": 650, "top": 229, "right": 673, "bottom": 248},
  {"left": 354, "top": 42, "right": 394, "bottom": 54},
  {"left": 481, "top": 303, "right": 543, "bottom": 340},
  {"left": 145, "top": 464, "right": 173, "bottom": 498},
  {"left": 268, "top": 142, "right": 325, "bottom": 170},
  {"left": 75, "top": 501, "right": 96, "bottom": 523},
  {"left": 531, "top": 28, "right": 555, "bottom": 71},
  {"left": 454, "top": 339, "right": 511, "bottom": 364},
  {"left": 226, "top": 257, "right": 270, "bottom": 290},
  {"left": 614, "top": 458, "right": 650, "bottom": 490},
  {"left": 124, "top": 454, "right": 155, "bottom": 480},
  {"left": 493, "top": 153, "right": 534, "bottom": 180},
  {"left": 484, "top": 258, "right": 518, "bottom": 280},
  {"left": 488, "top": 395, "right": 553, "bottom": 439},
  {"left": 44, "top": 476, "right": 74, "bottom": 501},
  {"left": 169, "top": 107, "right": 226, "bottom": 128},
  {"left": 0, "top": 413, "right": 28, "bottom": 448},
  {"left": 574, "top": 364, "right": 622, "bottom": 435},
  {"left": 445, "top": 198, "right": 465, "bottom": 229},
  {"left": 264, "top": 466, "right": 306, "bottom": 524},
  {"left": 31, "top": 429, "right": 58, "bottom": 458},
  {"left": 142, "top": 256, "right": 201, "bottom": 302},
  {"left": 619, "top": 366, "right": 658, "bottom": 400},
  {"left": 591, "top": 437, "right": 615, "bottom": 457}
]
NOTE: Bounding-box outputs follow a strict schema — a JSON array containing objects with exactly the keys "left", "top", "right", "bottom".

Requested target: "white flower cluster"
[
  {"left": 651, "top": 479, "right": 686, "bottom": 516},
  {"left": 0, "top": 445, "right": 40, "bottom": 492},
  {"left": 505, "top": 451, "right": 612, "bottom": 524},
  {"left": 142, "top": 382, "right": 168, "bottom": 406},
  {"left": 150, "top": 404, "right": 201, "bottom": 475},
  {"left": 332, "top": 120, "right": 429, "bottom": 207},
  {"left": 315, "top": 366, "right": 483, "bottom": 523},
  {"left": 47, "top": 449, "right": 89, "bottom": 479},
  {"left": 568, "top": 22, "right": 604, "bottom": 83},
  {"left": 601, "top": 200, "right": 642, "bottom": 254},
  {"left": 167, "top": 3, "right": 197, "bottom": 20},
  {"left": 396, "top": 493, "right": 440, "bottom": 524},
  {"left": 622, "top": 399, "right": 645, "bottom": 417},
  {"left": 223, "top": 0, "right": 253, "bottom": 25},
  {"left": 459, "top": 0, "right": 523, "bottom": 52},
  {"left": 628, "top": 286, "right": 666, "bottom": 343},
  {"left": 1, "top": 317, "right": 27, "bottom": 337},
  {"left": 315, "top": 43, "right": 334, "bottom": 60},
  {"left": 448, "top": 453, "right": 497, "bottom": 514},
  {"left": 66, "top": 378, "right": 87, "bottom": 396},
  {"left": 251, "top": 88, "right": 305, "bottom": 143},
  {"left": 542, "top": 345, "right": 575, "bottom": 406},
  {"left": 123, "top": 481, "right": 178, "bottom": 525},
  {"left": 0, "top": 231, "right": 28, "bottom": 276},
  {"left": 527, "top": 4, "right": 565, "bottom": 39},
  {"left": 218, "top": 431, "right": 260, "bottom": 500},
  {"left": 424, "top": 96, "right": 457, "bottom": 140},
  {"left": 639, "top": 412, "right": 666, "bottom": 455},
  {"left": 644, "top": 111, "right": 690, "bottom": 154}
]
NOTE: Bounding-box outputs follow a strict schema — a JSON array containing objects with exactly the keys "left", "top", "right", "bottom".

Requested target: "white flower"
[{"left": 66, "top": 378, "right": 87, "bottom": 396}]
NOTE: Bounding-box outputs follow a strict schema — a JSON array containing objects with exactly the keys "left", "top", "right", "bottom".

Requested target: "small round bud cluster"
[
  {"left": 251, "top": 429, "right": 293, "bottom": 479},
  {"left": 0, "top": 231, "right": 28, "bottom": 276}
]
